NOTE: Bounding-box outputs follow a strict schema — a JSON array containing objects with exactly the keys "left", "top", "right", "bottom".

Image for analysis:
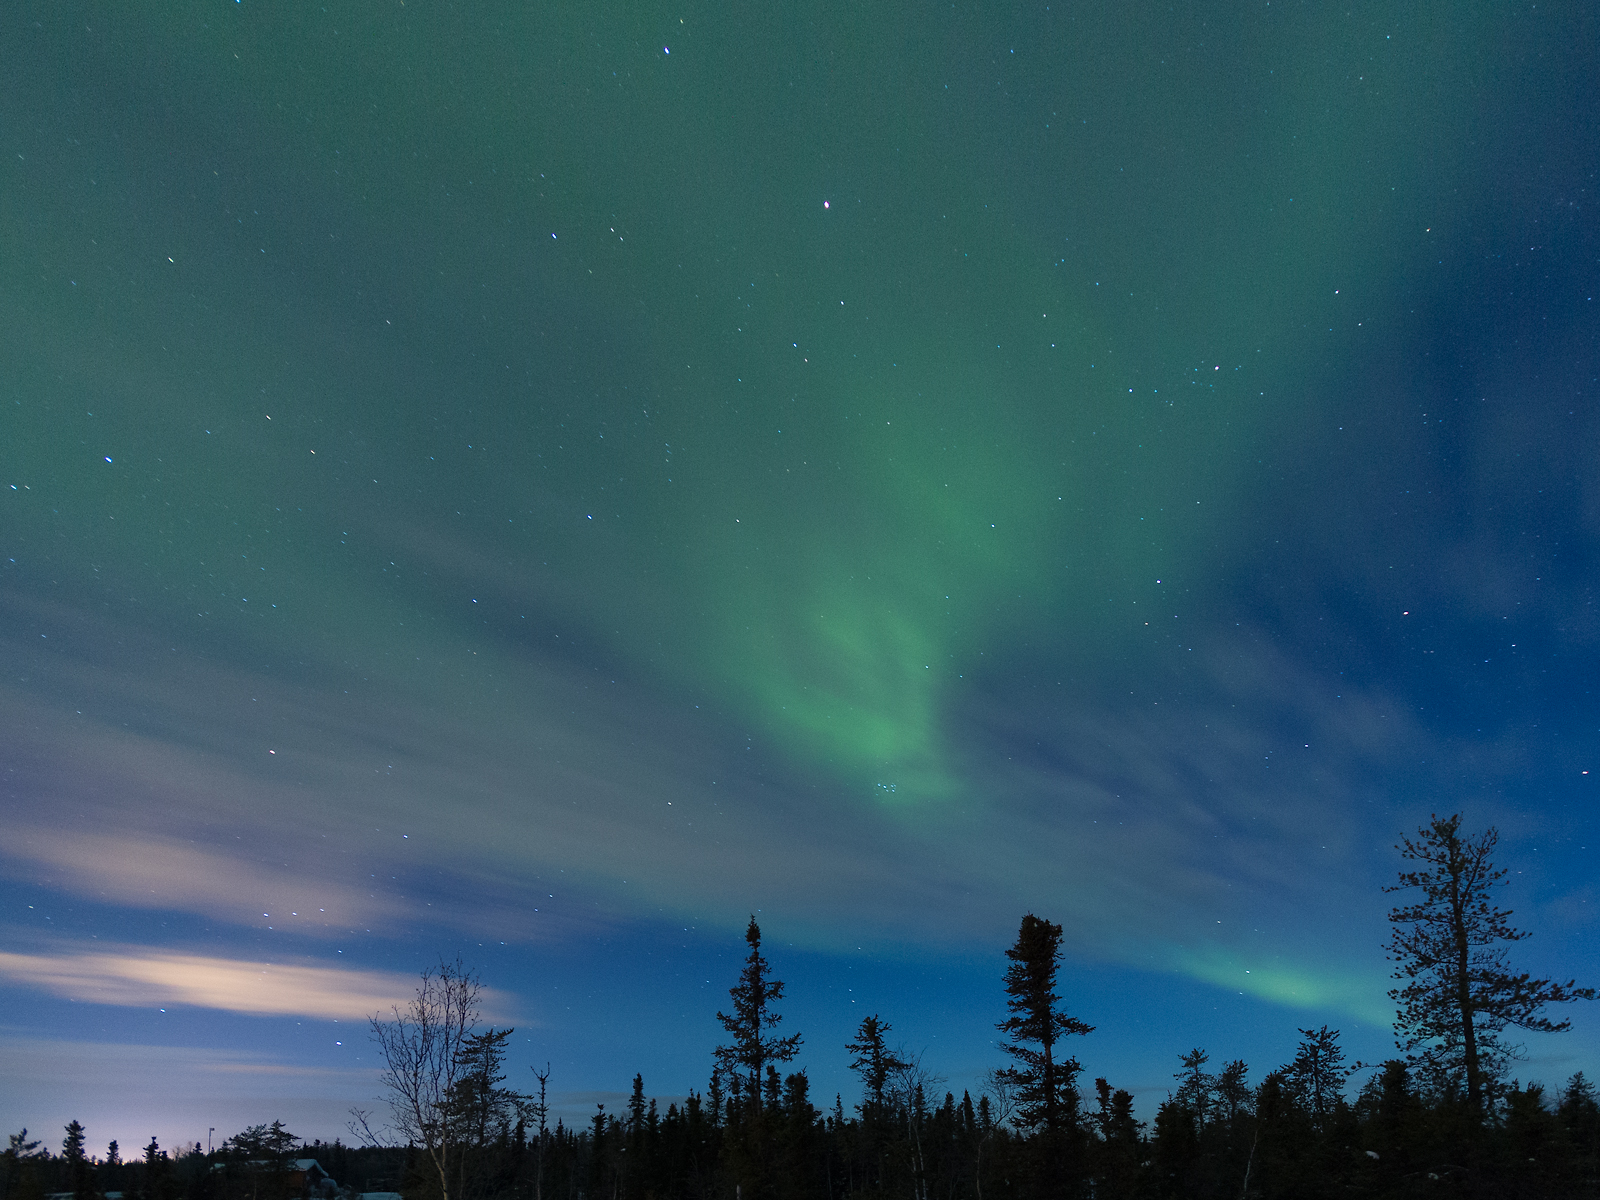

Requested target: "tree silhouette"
[
  {"left": 3, "top": 1130, "right": 45, "bottom": 1200},
  {"left": 1173, "top": 1049, "right": 1212, "bottom": 1131},
  {"left": 227, "top": 1122, "right": 298, "bottom": 1162},
  {"left": 714, "top": 916, "right": 802, "bottom": 1117},
  {"left": 61, "top": 1122, "right": 93, "bottom": 1200},
  {"left": 1386, "top": 813, "right": 1595, "bottom": 1115},
  {"left": 528, "top": 1064, "right": 551, "bottom": 1200},
  {"left": 995, "top": 913, "right": 1092, "bottom": 1132},
  {"left": 139, "top": 1138, "right": 170, "bottom": 1200},
  {"left": 1285, "top": 1026, "right": 1347, "bottom": 1128},
  {"left": 448, "top": 1027, "right": 524, "bottom": 1150},
  {"left": 362, "top": 958, "right": 484, "bottom": 1200},
  {"left": 846, "top": 1015, "right": 909, "bottom": 1125},
  {"left": 1213, "top": 1060, "right": 1252, "bottom": 1127}
]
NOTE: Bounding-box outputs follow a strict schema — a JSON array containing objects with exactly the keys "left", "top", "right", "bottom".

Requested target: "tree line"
[
  {"left": 6, "top": 813, "right": 1596, "bottom": 1198},
  {"left": 0, "top": 1122, "right": 405, "bottom": 1200}
]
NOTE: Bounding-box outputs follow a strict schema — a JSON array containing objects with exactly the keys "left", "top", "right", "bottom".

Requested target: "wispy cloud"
[
  {"left": 0, "top": 945, "right": 509, "bottom": 1021},
  {"left": 3, "top": 826, "right": 408, "bottom": 934},
  {"left": 0, "top": 1033, "right": 374, "bottom": 1090}
]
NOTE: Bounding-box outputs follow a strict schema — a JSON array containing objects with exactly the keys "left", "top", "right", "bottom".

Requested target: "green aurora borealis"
[{"left": 3, "top": 0, "right": 1599, "bottom": 1141}]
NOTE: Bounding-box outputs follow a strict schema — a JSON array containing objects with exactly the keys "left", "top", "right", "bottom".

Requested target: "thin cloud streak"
[
  {"left": 0, "top": 946, "right": 509, "bottom": 1021},
  {"left": 2, "top": 826, "right": 408, "bottom": 934},
  {"left": 0, "top": 1035, "right": 376, "bottom": 1089}
]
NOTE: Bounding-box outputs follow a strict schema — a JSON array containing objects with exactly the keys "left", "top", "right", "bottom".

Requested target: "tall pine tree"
[
  {"left": 997, "top": 913, "right": 1093, "bottom": 1200},
  {"left": 1386, "top": 813, "right": 1595, "bottom": 1115},
  {"left": 62, "top": 1122, "right": 94, "bottom": 1200},
  {"left": 1286, "top": 1026, "right": 1348, "bottom": 1128},
  {"left": 996, "top": 913, "right": 1092, "bottom": 1131},
  {"left": 714, "top": 917, "right": 801, "bottom": 1200},
  {"left": 714, "top": 916, "right": 802, "bottom": 1117},
  {"left": 845, "top": 1015, "right": 909, "bottom": 1125}
]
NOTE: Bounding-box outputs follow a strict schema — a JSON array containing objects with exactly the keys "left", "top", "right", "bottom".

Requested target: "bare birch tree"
[
  {"left": 890, "top": 1048, "right": 945, "bottom": 1200},
  {"left": 362, "top": 958, "right": 483, "bottom": 1200}
]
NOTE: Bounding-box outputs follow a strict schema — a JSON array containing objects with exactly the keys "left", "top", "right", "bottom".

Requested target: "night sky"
[{"left": 4, "top": 0, "right": 1599, "bottom": 1152}]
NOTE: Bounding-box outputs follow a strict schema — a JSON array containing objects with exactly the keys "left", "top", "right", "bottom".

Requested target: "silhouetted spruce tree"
[
  {"left": 996, "top": 915, "right": 1092, "bottom": 1131},
  {"left": 1213, "top": 1059, "right": 1252, "bottom": 1127},
  {"left": 445, "top": 1026, "right": 526, "bottom": 1200},
  {"left": 4, "top": 1131, "right": 47, "bottom": 1200},
  {"left": 623, "top": 1074, "right": 646, "bottom": 1200},
  {"left": 996, "top": 913, "right": 1092, "bottom": 1198},
  {"left": 672, "top": 1090, "right": 718, "bottom": 1200},
  {"left": 899, "top": 1078, "right": 931, "bottom": 1200},
  {"left": 1500, "top": 1080, "right": 1570, "bottom": 1196},
  {"left": 587, "top": 1106, "right": 609, "bottom": 1200},
  {"left": 643, "top": 1099, "right": 661, "bottom": 1198},
  {"left": 451, "top": 1028, "right": 523, "bottom": 1146},
  {"left": 774, "top": 1072, "right": 822, "bottom": 1200},
  {"left": 1159, "top": 1048, "right": 1253, "bottom": 1198},
  {"left": 1354, "top": 1059, "right": 1427, "bottom": 1192},
  {"left": 1210, "top": 1059, "right": 1261, "bottom": 1198},
  {"left": 1246, "top": 1070, "right": 1316, "bottom": 1200},
  {"left": 99, "top": 1140, "right": 122, "bottom": 1200},
  {"left": 715, "top": 917, "right": 803, "bottom": 1115},
  {"left": 707, "top": 1069, "right": 729, "bottom": 1134},
  {"left": 1172, "top": 1049, "right": 1213, "bottom": 1133},
  {"left": 541, "top": 1120, "right": 580, "bottom": 1200},
  {"left": 949, "top": 1090, "right": 981, "bottom": 1200},
  {"left": 1147, "top": 1100, "right": 1198, "bottom": 1200},
  {"left": 1386, "top": 813, "right": 1596, "bottom": 1117},
  {"left": 61, "top": 1122, "right": 94, "bottom": 1200},
  {"left": 845, "top": 1014, "right": 909, "bottom": 1192},
  {"left": 140, "top": 1139, "right": 172, "bottom": 1200},
  {"left": 846, "top": 1015, "right": 908, "bottom": 1127},
  {"left": 1090, "top": 1079, "right": 1142, "bottom": 1200},
  {"left": 924, "top": 1091, "right": 965, "bottom": 1200},
  {"left": 969, "top": 1088, "right": 1012, "bottom": 1200},
  {"left": 714, "top": 917, "right": 801, "bottom": 1199},
  {"left": 1560, "top": 1072, "right": 1600, "bottom": 1185},
  {"left": 1285, "top": 1026, "right": 1349, "bottom": 1131}
]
